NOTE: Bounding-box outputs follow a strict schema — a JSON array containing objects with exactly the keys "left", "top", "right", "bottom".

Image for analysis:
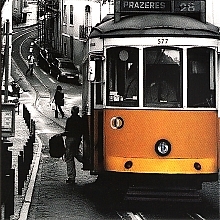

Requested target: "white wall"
[
  {"left": 1, "top": 0, "right": 13, "bottom": 83},
  {"left": 206, "top": 0, "right": 220, "bottom": 27},
  {"left": 63, "top": 0, "right": 114, "bottom": 38}
]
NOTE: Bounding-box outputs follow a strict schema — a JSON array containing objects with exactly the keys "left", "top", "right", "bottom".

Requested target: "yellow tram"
[{"left": 82, "top": 0, "right": 219, "bottom": 195}]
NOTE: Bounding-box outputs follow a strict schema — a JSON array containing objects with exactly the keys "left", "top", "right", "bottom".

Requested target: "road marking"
[
  {"left": 187, "top": 213, "right": 206, "bottom": 220},
  {"left": 117, "top": 211, "right": 145, "bottom": 220},
  {"left": 195, "top": 213, "right": 206, "bottom": 220},
  {"left": 49, "top": 78, "right": 55, "bottom": 83}
]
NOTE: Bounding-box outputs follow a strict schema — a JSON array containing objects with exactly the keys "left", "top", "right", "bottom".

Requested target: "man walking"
[
  {"left": 53, "top": 85, "right": 65, "bottom": 118},
  {"left": 26, "top": 54, "right": 35, "bottom": 76},
  {"left": 60, "top": 106, "right": 83, "bottom": 184}
]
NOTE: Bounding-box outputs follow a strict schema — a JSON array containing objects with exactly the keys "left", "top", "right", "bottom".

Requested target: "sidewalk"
[
  {"left": 6, "top": 58, "right": 41, "bottom": 220},
  {"left": 10, "top": 59, "right": 100, "bottom": 220},
  {"left": 9, "top": 26, "right": 99, "bottom": 220},
  {"left": 8, "top": 106, "right": 39, "bottom": 220}
]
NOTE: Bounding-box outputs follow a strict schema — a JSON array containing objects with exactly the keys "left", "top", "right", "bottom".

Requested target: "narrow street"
[
  {"left": 11, "top": 25, "right": 219, "bottom": 220},
  {"left": 1, "top": 0, "right": 219, "bottom": 219},
  {"left": 12, "top": 26, "right": 119, "bottom": 219}
]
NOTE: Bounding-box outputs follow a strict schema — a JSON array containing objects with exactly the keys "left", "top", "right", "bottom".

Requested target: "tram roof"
[{"left": 89, "top": 14, "right": 220, "bottom": 39}]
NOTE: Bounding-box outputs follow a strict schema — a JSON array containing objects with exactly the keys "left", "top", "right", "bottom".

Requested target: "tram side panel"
[
  {"left": 219, "top": 119, "right": 220, "bottom": 170},
  {"left": 219, "top": 57, "right": 220, "bottom": 171},
  {"left": 104, "top": 109, "right": 218, "bottom": 179},
  {"left": 82, "top": 73, "right": 104, "bottom": 172}
]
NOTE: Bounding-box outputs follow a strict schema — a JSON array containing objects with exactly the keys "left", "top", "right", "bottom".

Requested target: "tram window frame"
[
  {"left": 187, "top": 47, "right": 216, "bottom": 108},
  {"left": 95, "top": 59, "right": 103, "bottom": 105},
  {"left": 106, "top": 47, "right": 139, "bottom": 107},
  {"left": 143, "top": 47, "right": 183, "bottom": 108}
]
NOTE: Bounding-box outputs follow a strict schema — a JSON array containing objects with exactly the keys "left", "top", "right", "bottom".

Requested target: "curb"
[
  {"left": 18, "top": 135, "right": 42, "bottom": 220},
  {"left": 13, "top": 23, "right": 38, "bottom": 30}
]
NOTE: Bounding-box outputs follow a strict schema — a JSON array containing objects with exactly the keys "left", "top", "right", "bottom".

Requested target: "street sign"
[{"left": 1, "top": 103, "right": 15, "bottom": 137}]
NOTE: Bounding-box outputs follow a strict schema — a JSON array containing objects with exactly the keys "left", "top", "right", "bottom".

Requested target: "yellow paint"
[
  {"left": 105, "top": 157, "right": 217, "bottom": 174},
  {"left": 218, "top": 119, "right": 220, "bottom": 169},
  {"left": 103, "top": 109, "right": 218, "bottom": 174}
]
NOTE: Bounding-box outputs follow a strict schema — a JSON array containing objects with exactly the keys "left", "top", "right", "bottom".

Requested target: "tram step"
[{"left": 124, "top": 187, "right": 202, "bottom": 202}]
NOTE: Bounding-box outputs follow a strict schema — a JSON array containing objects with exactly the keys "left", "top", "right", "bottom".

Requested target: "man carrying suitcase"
[{"left": 60, "top": 106, "right": 83, "bottom": 184}]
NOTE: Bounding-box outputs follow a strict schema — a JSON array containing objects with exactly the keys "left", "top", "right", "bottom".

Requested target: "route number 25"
[{"left": 158, "top": 38, "right": 168, "bottom": 44}]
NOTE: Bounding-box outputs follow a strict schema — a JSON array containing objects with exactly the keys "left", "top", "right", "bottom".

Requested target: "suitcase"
[
  {"left": 55, "top": 110, "right": 58, "bottom": 118},
  {"left": 49, "top": 135, "right": 65, "bottom": 158}
]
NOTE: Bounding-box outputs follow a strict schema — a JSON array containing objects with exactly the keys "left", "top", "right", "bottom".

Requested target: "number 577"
[{"left": 158, "top": 39, "right": 168, "bottom": 44}]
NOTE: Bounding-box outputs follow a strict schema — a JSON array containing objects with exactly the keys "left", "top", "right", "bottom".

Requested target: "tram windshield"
[
  {"left": 107, "top": 47, "right": 139, "bottom": 107},
  {"left": 187, "top": 47, "right": 215, "bottom": 108},
  {"left": 144, "top": 47, "right": 181, "bottom": 107},
  {"left": 106, "top": 46, "right": 216, "bottom": 108}
]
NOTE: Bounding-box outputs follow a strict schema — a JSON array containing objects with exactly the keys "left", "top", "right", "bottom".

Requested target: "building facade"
[
  {"left": 7, "top": 0, "right": 220, "bottom": 70},
  {"left": 58, "top": 0, "right": 113, "bottom": 67}
]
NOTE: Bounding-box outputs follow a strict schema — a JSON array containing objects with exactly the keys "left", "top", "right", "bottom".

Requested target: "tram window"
[
  {"left": 95, "top": 60, "right": 102, "bottom": 105},
  {"left": 187, "top": 48, "right": 216, "bottom": 108},
  {"left": 144, "top": 47, "right": 182, "bottom": 108},
  {"left": 107, "top": 47, "right": 139, "bottom": 107}
]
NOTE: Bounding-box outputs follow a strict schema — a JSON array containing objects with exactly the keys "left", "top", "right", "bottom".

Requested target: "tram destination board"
[{"left": 119, "top": 0, "right": 204, "bottom": 13}]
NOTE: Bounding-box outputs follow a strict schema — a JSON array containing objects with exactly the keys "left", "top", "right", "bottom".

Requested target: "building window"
[
  {"left": 63, "top": 5, "right": 67, "bottom": 24},
  {"left": 70, "top": 5, "right": 73, "bottom": 25},
  {"left": 64, "top": 42, "right": 67, "bottom": 56}
]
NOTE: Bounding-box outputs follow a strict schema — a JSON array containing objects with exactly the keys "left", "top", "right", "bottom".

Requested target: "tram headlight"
[
  {"left": 124, "top": 161, "right": 133, "bottom": 169},
  {"left": 155, "top": 139, "right": 171, "bottom": 156},
  {"left": 110, "top": 117, "right": 124, "bottom": 129},
  {"left": 194, "top": 162, "right": 201, "bottom": 170}
]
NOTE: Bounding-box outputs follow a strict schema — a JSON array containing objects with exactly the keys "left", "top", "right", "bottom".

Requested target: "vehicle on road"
[
  {"left": 37, "top": 49, "right": 50, "bottom": 73},
  {"left": 81, "top": 6, "right": 220, "bottom": 201},
  {"left": 50, "top": 58, "right": 80, "bottom": 84}
]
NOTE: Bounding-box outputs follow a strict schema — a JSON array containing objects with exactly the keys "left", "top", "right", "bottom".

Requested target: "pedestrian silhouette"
[
  {"left": 59, "top": 106, "right": 83, "bottom": 184},
  {"left": 26, "top": 54, "right": 35, "bottom": 76},
  {"left": 53, "top": 85, "right": 65, "bottom": 118}
]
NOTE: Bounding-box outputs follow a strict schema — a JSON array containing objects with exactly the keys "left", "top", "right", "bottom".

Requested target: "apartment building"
[{"left": 60, "top": 0, "right": 113, "bottom": 66}]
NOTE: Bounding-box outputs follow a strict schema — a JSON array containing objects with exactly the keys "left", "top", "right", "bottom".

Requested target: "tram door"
[{"left": 83, "top": 55, "right": 104, "bottom": 172}]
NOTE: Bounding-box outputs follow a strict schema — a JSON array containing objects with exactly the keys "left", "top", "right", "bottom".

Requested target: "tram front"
[{"left": 82, "top": 12, "right": 220, "bottom": 189}]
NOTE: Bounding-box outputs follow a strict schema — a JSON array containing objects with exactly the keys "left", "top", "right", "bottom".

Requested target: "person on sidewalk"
[
  {"left": 60, "top": 106, "right": 83, "bottom": 184},
  {"left": 53, "top": 85, "right": 65, "bottom": 118},
  {"left": 25, "top": 54, "right": 35, "bottom": 76}
]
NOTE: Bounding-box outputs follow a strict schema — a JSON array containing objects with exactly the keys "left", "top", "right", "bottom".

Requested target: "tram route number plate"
[{"left": 174, "top": 1, "right": 202, "bottom": 12}]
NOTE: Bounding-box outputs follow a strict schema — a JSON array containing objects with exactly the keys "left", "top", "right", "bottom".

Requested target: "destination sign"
[
  {"left": 120, "top": 0, "right": 171, "bottom": 12},
  {"left": 120, "top": 0, "right": 204, "bottom": 13}
]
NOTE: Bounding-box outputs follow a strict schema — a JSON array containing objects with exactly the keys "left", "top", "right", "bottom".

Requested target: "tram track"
[
  {"left": 187, "top": 213, "right": 206, "bottom": 220},
  {"left": 117, "top": 211, "right": 207, "bottom": 220},
  {"left": 117, "top": 211, "right": 146, "bottom": 220},
  {"left": 12, "top": 26, "right": 81, "bottom": 133},
  {"left": 12, "top": 26, "right": 66, "bottom": 131}
]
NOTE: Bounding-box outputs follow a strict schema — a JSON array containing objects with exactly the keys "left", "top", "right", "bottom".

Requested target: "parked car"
[
  {"left": 37, "top": 49, "right": 50, "bottom": 73},
  {"left": 50, "top": 58, "right": 80, "bottom": 84}
]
